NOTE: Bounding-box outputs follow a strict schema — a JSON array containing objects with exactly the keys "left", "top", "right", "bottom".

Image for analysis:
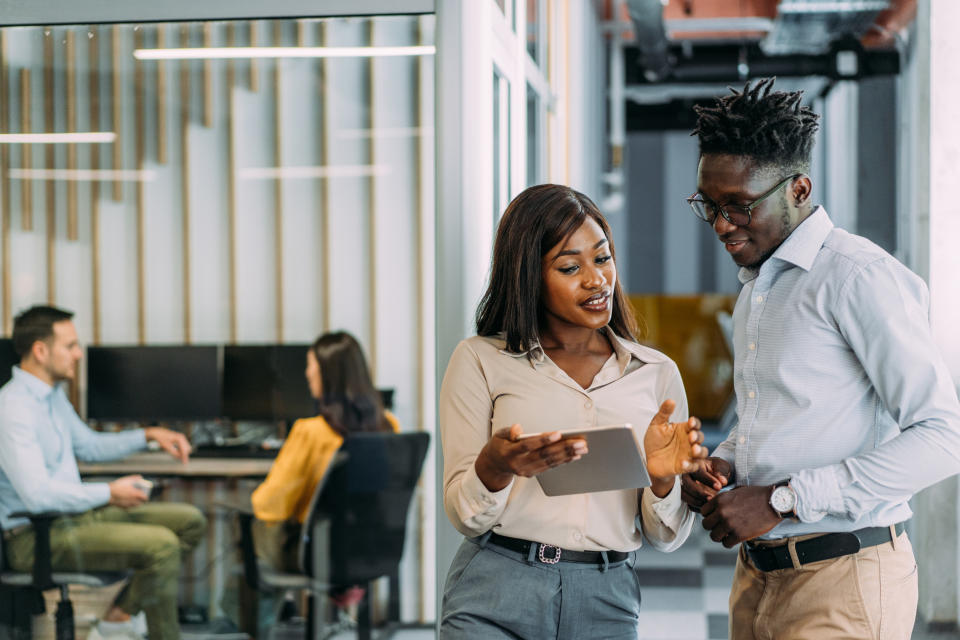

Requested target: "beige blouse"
[{"left": 440, "top": 327, "right": 695, "bottom": 553}]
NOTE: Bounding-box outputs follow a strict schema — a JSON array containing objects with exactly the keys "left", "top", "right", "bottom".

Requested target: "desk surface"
[{"left": 79, "top": 452, "right": 273, "bottom": 478}]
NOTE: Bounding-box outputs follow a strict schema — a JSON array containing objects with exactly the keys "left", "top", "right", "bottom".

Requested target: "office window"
[
  {"left": 0, "top": 13, "right": 436, "bottom": 627},
  {"left": 527, "top": 83, "right": 542, "bottom": 186}
]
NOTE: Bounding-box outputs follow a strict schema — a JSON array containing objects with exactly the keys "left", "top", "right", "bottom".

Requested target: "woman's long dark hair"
[
  {"left": 475, "top": 184, "right": 638, "bottom": 353},
  {"left": 312, "top": 332, "right": 391, "bottom": 437}
]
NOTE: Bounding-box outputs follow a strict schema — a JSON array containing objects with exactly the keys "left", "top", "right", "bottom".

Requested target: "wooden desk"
[{"left": 79, "top": 452, "right": 273, "bottom": 479}]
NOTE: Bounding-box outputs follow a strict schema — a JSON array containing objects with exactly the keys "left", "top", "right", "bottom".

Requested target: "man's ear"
[
  {"left": 30, "top": 339, "right": 49, "bottom": 364},
  {"left": 791, "top": 176, "right": 812, "bottom": 206}
]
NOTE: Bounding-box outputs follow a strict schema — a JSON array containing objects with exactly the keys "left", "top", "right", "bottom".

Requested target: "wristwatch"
[{"left": 769, "top": 480, "right": 798, "bottom": 519}]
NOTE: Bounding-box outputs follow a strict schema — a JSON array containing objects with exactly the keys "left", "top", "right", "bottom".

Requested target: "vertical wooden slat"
[
  {"left": 249, "top": 22, "right": 258, "bottom": 91},
  {"left": 226, "top": 22, "right": 237, "bottom": 343},
  {"left": 1, "top": 32, "right": 10, "bottom": 335},
  {"left": 111, "top": 26, "right": 122, "bottom": 202},
  {"left": 135, "top": 28, "right": 146, "bottom": 344},
  {"left": 319, "top": 22, "right": 331, "bottom": 333},
  {"left": 66, "top": 30, "right": 78, "bottom": 241},
  {"left": 202, "top": 23, "right": 213, "bottom": 128},
  {"left": 366, "top": 20, "right": 377, "bottom": 376},
  {"left": 180, "top": 24, "right": 192, "bottom": 343},
  {"left": 273, "top": 21, "right": 284, "bottom": 342},
  {"left": 156, "top": 25, "right": 167, "bottom": 164},
  {"left": 90, "top": 29, "right": 102, "bottom": 344},
  {"left": 19, "top": 70, "right": 32, "bottom": 232},
  {"left": 296, "top": 20, "right": 306, "bottom": 47},
  {"left": 44, "top": 28, "right": 55, "bottom": 304}
]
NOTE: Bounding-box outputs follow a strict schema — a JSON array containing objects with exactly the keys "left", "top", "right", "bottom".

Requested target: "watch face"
[{"left": 770, "top": 486, "right": 797, "bottom": 514}]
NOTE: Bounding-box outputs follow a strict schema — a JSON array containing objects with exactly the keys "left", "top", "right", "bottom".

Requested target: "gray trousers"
[{"left": 440, "top": 535, "right": 642, "bottom": 640}]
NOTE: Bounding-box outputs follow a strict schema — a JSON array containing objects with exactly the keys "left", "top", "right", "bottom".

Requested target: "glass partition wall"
[{"left": 0, "top": 13, "right": 436, "bottom": 634}]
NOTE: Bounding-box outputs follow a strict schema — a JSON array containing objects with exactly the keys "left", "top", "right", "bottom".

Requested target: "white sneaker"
[
  {"left": 130, "top": 612, "right": 148, "bottom": 637},
  {"left": 86, "top": 619, "right": 145, "bottom": 640}
]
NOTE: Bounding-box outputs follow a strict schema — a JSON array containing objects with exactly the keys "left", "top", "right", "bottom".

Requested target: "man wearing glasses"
[{"left": 680, "top": 77, "right": 960, "bottom": 638}]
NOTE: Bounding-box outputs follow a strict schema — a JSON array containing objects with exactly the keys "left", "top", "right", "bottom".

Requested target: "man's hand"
[
  {"left": 109, "top": 475, "right": 149, "bottom": 508},
  {"left": 681, "top": 456, "right": 735, "bottom": 512},
  {"left": 144, "top": 427, "right": 191, "bottom": 463},
  {"left": 700, "top": 485, "right": 781, "bottom": 548},
  {"left": 644, "top": 400, "right": 707, "bottom": 497},
  {"left": 474, "top": 425, "right": 587, "bottom": 492}
]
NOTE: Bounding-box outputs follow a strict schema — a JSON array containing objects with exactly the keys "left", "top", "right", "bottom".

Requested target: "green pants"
[{"left": 6, "top": 502, "right": 207, "bottom": 640}]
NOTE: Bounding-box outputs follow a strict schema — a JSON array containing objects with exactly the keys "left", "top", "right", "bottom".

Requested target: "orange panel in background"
[{"left": 629, "top": 294, "right": 736, "bottom": 422}]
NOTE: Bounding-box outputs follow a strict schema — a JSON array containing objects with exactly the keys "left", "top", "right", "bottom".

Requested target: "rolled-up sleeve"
[
  {"left": 639, "top": 364, "right": 696, "bottom": 551},
  {"left": 790, "top": 257, "right": 960, "bottom": 522},
  {"left": 440, "top": 341, "right": 513, "bottom": 537}
]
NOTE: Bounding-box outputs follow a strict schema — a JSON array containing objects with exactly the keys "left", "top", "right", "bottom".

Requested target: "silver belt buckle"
[{"left": 538, "top": 544, "right": 561, "bottom": 564}]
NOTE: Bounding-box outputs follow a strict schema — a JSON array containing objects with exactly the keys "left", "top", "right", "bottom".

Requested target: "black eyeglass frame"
[{"left": 686, "top": 173, "right": 803, "bottom": 227}]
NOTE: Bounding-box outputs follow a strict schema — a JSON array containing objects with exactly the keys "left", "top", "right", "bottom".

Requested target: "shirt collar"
[
  {"left": 497, "top": 326, "right": 669, "bottom": 372},
  {"left": 738, "top": 206, "right": 833, "bottom": 284},
  {"left": 12, "top": 366, "right": 57, "bottom": 401}
]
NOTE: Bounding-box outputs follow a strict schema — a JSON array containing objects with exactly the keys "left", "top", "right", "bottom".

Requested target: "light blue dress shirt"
[
  {"left": 0, "top": 366, "right": 147, "bottom": 530},
  {"left": 713, "top": 207, "right": 960, "bottom": 539}
]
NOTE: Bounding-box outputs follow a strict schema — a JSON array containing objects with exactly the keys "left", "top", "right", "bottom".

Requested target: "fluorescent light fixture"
[
  {"left": 0, "top": 132, "right": 116, "bottom": 144},
  {"left": 240, "top": 165, "right": 391, "bottom": 180},
  {"left": 336, "top": 126, "right": 434, "bottom": 140},
  {"left": 8, "top": 168, "right": 156, "bottom": 182},
  {"left": 134, "top": 45, "right": 435, "bottom": 61}
]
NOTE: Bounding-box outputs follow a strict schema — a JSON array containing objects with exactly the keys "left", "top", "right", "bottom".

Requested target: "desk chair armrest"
[
  {"left": 212, "top": 500, "right": 254, "bottom": 516},
  {"left": 8, "top": 510, "right": 82, "bottom": 590}
]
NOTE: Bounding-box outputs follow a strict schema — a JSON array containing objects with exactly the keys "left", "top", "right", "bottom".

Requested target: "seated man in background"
[{"left": 0, "top": 305, "right": 207, "bottom": 640}]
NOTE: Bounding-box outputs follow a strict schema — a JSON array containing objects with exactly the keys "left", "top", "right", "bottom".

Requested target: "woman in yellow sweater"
[{"left": 250, "top": 331, "right": 398, "bottom": 571}]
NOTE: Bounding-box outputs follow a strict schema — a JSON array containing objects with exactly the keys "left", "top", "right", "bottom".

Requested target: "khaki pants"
[
  {"left": 729, "top": 529, "right": 918, "bottom": 640},
  {"left": 6, "top": 502, "right": 207, "bottom": 640}
]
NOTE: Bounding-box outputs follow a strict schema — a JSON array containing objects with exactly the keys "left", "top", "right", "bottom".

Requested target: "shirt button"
[
  {"left": 748, "top": 343, "right": 756, "bottom": 350},
  {"left": 738, "top": 436, "right": 746, "bottom": 445},
  {"left": 573, "top": 532, "right": 583, "bottom": 541},
  {"left": 748, "top": 391, "right": 756, "bottom": 399},
  {"left": 756, "top": 295, "right": 764, "bottom": 303},
  {"left": 584, "top": 400, "right": 593, "bottom": 409}
]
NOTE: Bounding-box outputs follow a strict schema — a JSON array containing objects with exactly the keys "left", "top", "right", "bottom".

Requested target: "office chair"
[
  {"left": 235, "top": 431, "right": 430, "bottom": 640},
  {"left": 0, "top": 511, "right": 129, "bottom": 640}
]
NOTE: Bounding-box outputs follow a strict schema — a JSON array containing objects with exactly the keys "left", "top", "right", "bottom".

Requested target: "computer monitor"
[
  {"left": 86, "top": 345, "right": 221, "bottom": 421},
  {"left": 222, "top": 344, "right": 314, "bottom": 422},
  {"left": 0, "top": 338, "right": 18, "bottom": 388}
]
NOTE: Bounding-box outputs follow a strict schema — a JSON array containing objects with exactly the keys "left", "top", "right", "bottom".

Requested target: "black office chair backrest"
[{"left": 300, "top": 431, "right": 429, "bottom": 585}]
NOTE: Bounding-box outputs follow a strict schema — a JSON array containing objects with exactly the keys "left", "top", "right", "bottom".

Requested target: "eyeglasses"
[{"left": 686, "top": 173, "right": 802, "bottom": 227}]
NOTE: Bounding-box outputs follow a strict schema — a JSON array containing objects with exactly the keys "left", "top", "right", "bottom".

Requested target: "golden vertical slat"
[
  {"left": 249, "top": 22, "right": 258, "bottom": 91},
  {"left": 90, "top": 29, "right": 102, "bottom": 344},
  {"left": 19, "top": 70, "right": 32, "bottom": 232},
  {"left": 202, "top": 23, "right": 212, "bottom": 128},
  {"left": 296, "top": 20, "right": 306, "bottom": 47},
  {"left": 44, "top": 29, "right": 55, "bottom": 304},
  {"left": 156, "top": 25, "right": 167, "bottom": 164},
  {"left": 112, "top": 26, "right": 122, "bottom": 202},
  {"left": 319, "top": 21, "right": 331, "bottom": 333},
  {"left": 66, "top": 30, "right": 78, "bottom": 241},
  {"left": 0, "top": 33, "right": 10, "bottom": 335},
  {"left": 273, "top": 21, "right": 283, "bottom": 342},
  {"left": 226, "top": 22, "right": 237, "bottom": 343},
  {"left": 366, "top": 20, "right": 377, "bottom": 377},
  {"left": 135, "top": 28, "right": 146, "bottom": 344},
  {"left": 180, "top": 24, "right": 192, "bottom": 343}
]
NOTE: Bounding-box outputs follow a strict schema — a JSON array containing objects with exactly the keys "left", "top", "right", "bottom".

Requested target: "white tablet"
[{"left": 519, "top": 423, "right": 651, "bottom": 496}]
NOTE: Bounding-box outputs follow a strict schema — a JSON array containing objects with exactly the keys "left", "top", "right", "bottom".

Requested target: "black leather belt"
[
  {"left": 746, "top": 522, "right": 906, "bottom": 572},
  {"left": 487, "top": 532, "right": 628, "bottom": 565}
]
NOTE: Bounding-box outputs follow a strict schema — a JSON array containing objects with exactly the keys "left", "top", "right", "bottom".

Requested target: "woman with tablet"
[{"left": 439, "top": 184, "right": 706, "bottom": 639}]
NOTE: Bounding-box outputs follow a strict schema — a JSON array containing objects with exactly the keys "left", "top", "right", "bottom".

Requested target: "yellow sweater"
[{"left": 251, "top": 411, "right": 400, "bottom": 523}]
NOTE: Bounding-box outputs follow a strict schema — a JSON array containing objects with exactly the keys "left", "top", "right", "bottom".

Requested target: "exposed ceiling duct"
[
  {"left": 617, "top": 0, "right": 916, "bottom": 84},
  {"left": 761, "top": 0, "right": 891, "bottom": 55}
]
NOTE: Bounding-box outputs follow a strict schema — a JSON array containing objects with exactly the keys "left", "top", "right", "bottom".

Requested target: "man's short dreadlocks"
[{"left": 692, "top": 77, "right": 820, "bottom": 172}]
